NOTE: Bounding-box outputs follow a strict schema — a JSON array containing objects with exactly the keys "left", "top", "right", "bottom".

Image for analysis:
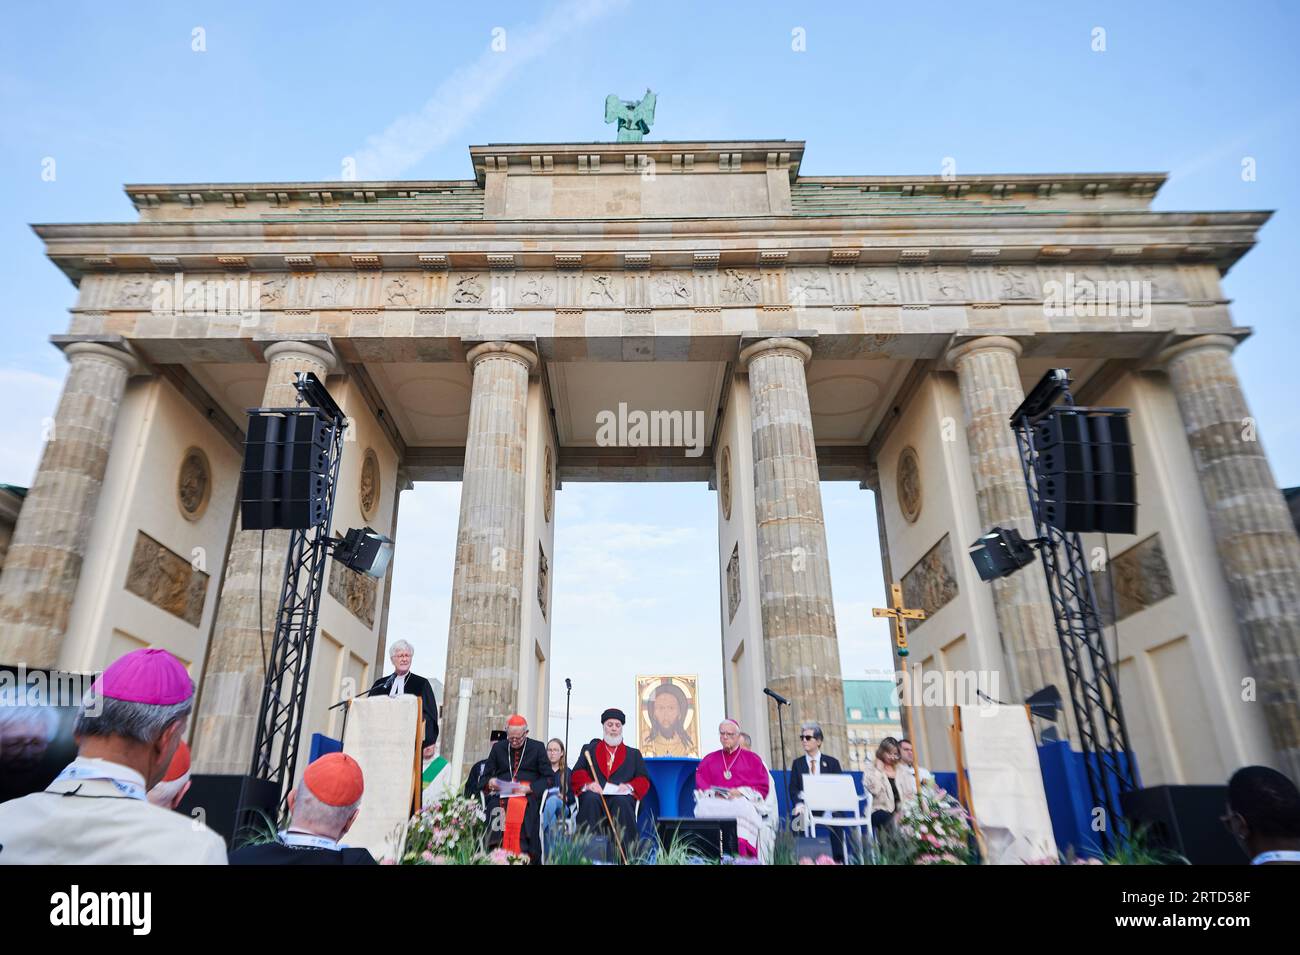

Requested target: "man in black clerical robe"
[
  {"left": 481, "top": 715, "right": 554, "bottom": 862},
  {"left": 365, "top": 640, "right": 439, "bottom": 760},
  {"left": 571, "top": 708, "right": 650, "bottom": 855}
]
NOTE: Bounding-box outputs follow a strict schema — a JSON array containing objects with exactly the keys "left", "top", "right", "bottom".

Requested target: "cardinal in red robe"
[
  {"left": 571, "top": 708, "right": 650, "bottom": 855},
  {"left": 482, "top": 715, "right": 555, "bottom": 862}
]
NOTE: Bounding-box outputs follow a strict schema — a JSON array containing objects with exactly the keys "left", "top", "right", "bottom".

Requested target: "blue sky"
[{"left": 2, "top": 1, "right": 1297, "bottom": 745}]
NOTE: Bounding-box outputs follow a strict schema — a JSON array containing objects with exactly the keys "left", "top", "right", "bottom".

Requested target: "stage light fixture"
[
  {"left": 294, "top": 371, "right": 344, "bottom": 420},
  {"left": 1026, "top": 684, "right": 1063, "bottom": 723},
  {"left": 968, "top": 526, "right": 1037, "bottom": 581},
  {"left": 332, "top": 526, "right": 394, "bottom": 579}
]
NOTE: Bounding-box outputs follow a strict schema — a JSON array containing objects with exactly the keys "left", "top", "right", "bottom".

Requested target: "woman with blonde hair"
[{"left": 863, "top": 736, "right": 909, "bottom": 833}]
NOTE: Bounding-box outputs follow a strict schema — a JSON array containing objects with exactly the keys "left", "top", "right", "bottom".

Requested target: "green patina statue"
[{"left": 604, "top": 89, "right": 657, "bottom": 142}]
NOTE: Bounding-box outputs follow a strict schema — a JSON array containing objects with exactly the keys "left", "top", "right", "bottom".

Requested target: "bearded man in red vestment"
[{"left": 571, "top": 708, "right": 650, "bottom": 854}]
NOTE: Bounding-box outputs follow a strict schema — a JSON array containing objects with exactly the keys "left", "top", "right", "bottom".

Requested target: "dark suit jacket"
[
  {"left": 464, "top": 758, "right": 490, "bottom": 798},
  {"left": 366, "top": 671, "right": 438, "bottom": 749},
  {"left": 788, "top": 752, "right": 843, "bottom": 805},
  {"left": 482, "top": 738, "right": 556, "bottom": 797},
  {"left": 229, "top": 842, "right": 377, "bottom": 865}
]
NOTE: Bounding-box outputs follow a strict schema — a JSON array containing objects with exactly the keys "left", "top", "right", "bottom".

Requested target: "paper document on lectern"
[
  {"left": 342, "top": 695, "right": 421, "bottom": 862},
  {"left": 958, "top": 703, "right": 1058, "bottom": 864}
]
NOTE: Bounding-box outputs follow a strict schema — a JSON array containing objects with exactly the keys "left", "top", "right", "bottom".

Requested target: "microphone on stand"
[
  {"left": 764, "top": 687, "right": 791, "bottom": 826},
  {"left": 562, "top": 678, "right": 574, "bottom": 808}
]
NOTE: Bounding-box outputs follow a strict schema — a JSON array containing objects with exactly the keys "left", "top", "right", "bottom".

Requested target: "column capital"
[
  {"left": 1156, "top": 333, "right": 1239, "bottom": 368},
  {"left": 738, "top": 336, "right": 812, "bottom": 369},
  {"left": 262, "top": 339, "right": 339, "bottom": 374},
  {"left": 466, "top": 340, "right": 538, "bottom": 373},
  {"left": 62, "top": 341, "right": 142, "bottom": 377},
  {"left": 944, "top": 335, "right": 1022, "bottom": 367}
]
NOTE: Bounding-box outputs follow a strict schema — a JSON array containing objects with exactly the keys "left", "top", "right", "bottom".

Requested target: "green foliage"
[
  {"left": 230, "top": 807, "right": 279, "bottom": 850},
  {"left": 770, "top": 830, "right": 799, "bottom": 866},
  {"left": 1099, "top": 825, "right": 1189, "bottom": 866},
  {"left": 542, "top": 828, "right": 597, "bottom": 866}
]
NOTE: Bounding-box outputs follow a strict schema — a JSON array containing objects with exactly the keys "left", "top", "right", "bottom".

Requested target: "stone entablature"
[
  {"left": 57, "top": 259, "right": 1239, "bottom": 369},
  {"left": 117, "top": 140, "right": 1169, "bottom": 222}
]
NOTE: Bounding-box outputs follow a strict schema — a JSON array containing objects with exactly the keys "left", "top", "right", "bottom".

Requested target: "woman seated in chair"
[
  {"left": 541, "top": 738, "right": 571, "bottom": 845},
  {"left": 864, "top": 736, "right": 914, "bottom": 837}
]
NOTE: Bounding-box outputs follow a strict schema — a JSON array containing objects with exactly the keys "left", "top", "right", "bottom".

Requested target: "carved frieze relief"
[{"left": 88, "top": 263, "right": 1202, "bottom": 318}]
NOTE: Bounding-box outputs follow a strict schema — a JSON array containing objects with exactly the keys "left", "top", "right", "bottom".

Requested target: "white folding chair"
[{"left": 800, "top": 775, "right": 873, "bottom": 863}]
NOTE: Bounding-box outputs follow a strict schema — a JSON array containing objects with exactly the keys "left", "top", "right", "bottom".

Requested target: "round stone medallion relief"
[
  {"left": 897, "top": 445, "right": 922, "bottom": 524},
  {"left": 720, "top": 445, "right": 733, "bottom": 520},
  {"left": 359, "top": 448, "right": 380, "bottom": 519},
  {"left": 543, "top": 445, "right": 554, "bottom": 523},
  {"left": 178, "top": 447, "right": 211, "bottom": 521}
]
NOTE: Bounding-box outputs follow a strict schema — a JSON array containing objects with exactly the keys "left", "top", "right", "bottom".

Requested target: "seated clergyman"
[
  {"left": 0, "top": 648, "right": 227, "bottom": 865},
  {"left": 229, "top": 752, "right": 376, "bottom": 865},
  {"left": 571, "top": 708, "right": 649, "bottom": 852},
  {"left": 482, "top": 715, "right": 554, "bottom": 862},
  {"left": 693, "top": 719, "right": 771, "bottom": 858}
]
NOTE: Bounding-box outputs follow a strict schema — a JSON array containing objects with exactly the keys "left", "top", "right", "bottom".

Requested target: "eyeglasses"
[{"left": 799, "top": 735, "right": 817, "bottom": 741}]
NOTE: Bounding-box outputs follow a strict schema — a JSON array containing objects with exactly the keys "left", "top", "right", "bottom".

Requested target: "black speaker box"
[
  {"left": 1119, "top": 785, "right": 1249, "bottom": 865},
  {"left": 240, "top": 411, "right": 331, "bottom": 530},
  {"left": 177, "top": 774, "right": 281, "bottom": 849},
  {"left": 1035, "top": 409, "right": 1137, "bottom": 535}
]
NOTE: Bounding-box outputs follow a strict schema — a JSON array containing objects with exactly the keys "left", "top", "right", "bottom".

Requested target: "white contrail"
[{"left": 352, "top": 0, "right": 626, "bottom": 179}]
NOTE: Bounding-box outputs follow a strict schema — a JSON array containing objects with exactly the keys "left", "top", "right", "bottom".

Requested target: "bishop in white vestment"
[{"left": 0, "top": 648, "right": 227, "bottom": 865}]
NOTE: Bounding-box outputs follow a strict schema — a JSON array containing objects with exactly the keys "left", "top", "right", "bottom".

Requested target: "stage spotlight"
[
  {"left": 1026, "top": 684, "right": 1063, "bottom": 723},
  {"left": 333, "top": 526, "right": 394, "bottom": 578},
  {"left": 968, "top": 526, "right": 1037, "bottom": 582},
  {"left": 294, "top": 371, "right": 344, "bottom": 420}
]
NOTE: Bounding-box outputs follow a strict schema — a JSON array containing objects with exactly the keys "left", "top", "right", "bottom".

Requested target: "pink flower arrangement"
[
  {"left": 399, "top": 795, "right": 489, "bottom": 864},
  {"left": 892, "top": 788, "right": 974, "bottom": 865}
]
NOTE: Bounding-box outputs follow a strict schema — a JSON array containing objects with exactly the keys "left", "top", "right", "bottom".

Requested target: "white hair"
[
  {"left": 147, "top": 774, "right": 190, "bottom": 809},
  {"left": 388, "top": 640, "right": 414, "bottom": 660},
  {"left": 799, "top": 721, "right": 823, "bottom": 741},
  {"left": 292, "top": 782, "right": 360, "bottom": 839}
]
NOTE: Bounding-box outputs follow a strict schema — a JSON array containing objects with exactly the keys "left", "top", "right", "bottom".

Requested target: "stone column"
[
  {"left": 1160, "top": 334, "right": 1300, "bottom": 779},
  {"left": 740, "top": 337, "right": 848, "bottom": 761},
  {"left": 192, "top": 341, "right": 338, "bottom": 775},
  {"left": 947, "top": 336, "right": 1071, "bottom": 714},
  {"left": 0, "top": 342, "right": 140, "bottom": 667},
  {"left": 441, "top": 341, "right": 537, "bottom": 766}
]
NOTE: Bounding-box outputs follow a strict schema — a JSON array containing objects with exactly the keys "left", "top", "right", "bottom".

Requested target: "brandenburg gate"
[{"left": 2, "top": 137, "right": 1298, "bottom": 784}]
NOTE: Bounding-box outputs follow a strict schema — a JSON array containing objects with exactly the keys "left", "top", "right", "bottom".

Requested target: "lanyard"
[
  {"left": 1252, "top": 850, "right": 1300, "bottom": 865},
  {"left": 53, "top": 763, "right": 147, "bottom": 801},
  {"left": 279, "top": 830, "right": 342, "bottom": 851}
]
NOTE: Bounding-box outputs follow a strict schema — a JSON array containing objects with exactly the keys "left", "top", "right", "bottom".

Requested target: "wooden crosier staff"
[
  {"left": 583, "top": 747, "right": 630, "bottom": 865},
  {"left": 873, "top": 582, "right": 925, "bottom": 804}
]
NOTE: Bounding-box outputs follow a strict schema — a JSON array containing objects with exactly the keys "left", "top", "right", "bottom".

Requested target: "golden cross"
[{"left": 872, "top": 583, "right": 926, "bottom": 657}]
